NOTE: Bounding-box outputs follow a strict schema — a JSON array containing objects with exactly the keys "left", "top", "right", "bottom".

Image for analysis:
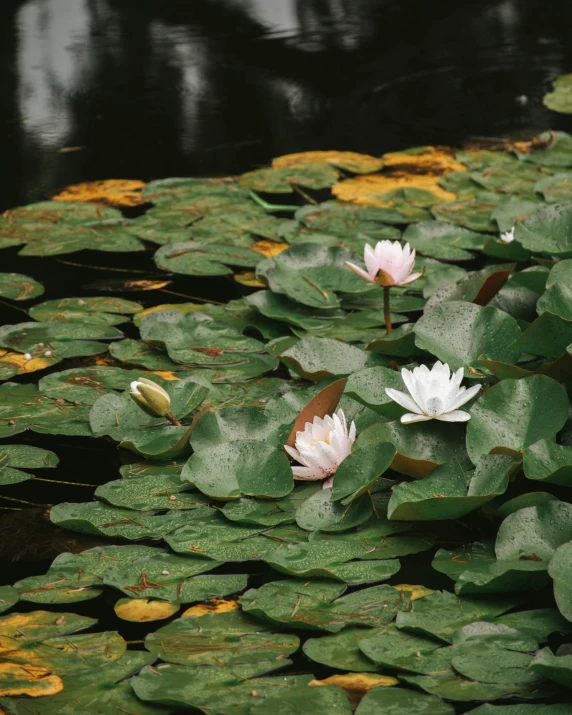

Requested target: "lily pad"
[
  {"left": 355, "top": 687, "right": 455, "bottom": 715},
  {"left": 0, "top": 273, "right": 44, "bottom": 301},
  {"left": 548, "top": 541, "right": 572, "bottom": 621},
  {"left": 388, "top": 456, "right": 511, "bottom": 521},
  {"left": 402, "top": 220, "right": 485, "bottom": 260},
  {"left": 414, "top": 301, "right": 521, "bottom": 371},
  {"left": 466, "top": 375, "right": 569, "bottom": 464}
]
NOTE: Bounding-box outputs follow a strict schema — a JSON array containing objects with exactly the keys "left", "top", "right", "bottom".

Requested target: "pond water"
[{"left": 1, "top": 1, "right": 572, "bottom": 703}]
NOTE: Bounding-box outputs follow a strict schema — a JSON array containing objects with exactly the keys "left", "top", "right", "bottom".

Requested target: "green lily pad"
[
  {"left": 400, "top": 672, "right": 554, "bottom": 701},
  {"left": 38, "top": 365, "right": 153, "bottom": 405},
  {"left": 531, "top": 647, "right": 572, "bottom": 688},
  {"left": 355, "top": 686, "right": 455, "bottom": 715},
  {"left": 424, "top": 263, "right": 514, "bottom": 309},
  {"left": 524, "top": 439, "right": 572, "bottom": 486},
  {"left": 0, "top": 652, "right": 164, "bottom": 715},
  {"left": 344, "top": 366, "right": 407, "bottom": 418},
  {"left": 0, "top": 383, "right": 91, "bottom": 439},
  {"left": 359, "top": 420, "right": 470, "bottom": 478},
  {"left": 131, "top": 664, "right": 312, "bottom": 713},
  {"left": 250, "top": 684, "right": 352, "bottom": 715},
  {"left": 402, "top": 220, "right": 485, "bottom": 260},
  {"left": 0, "top": 272, "right": 44, "bottom": 301},
  {"left": 155, "top": 241, "right": 260, "bottom": 276},
  {"left": 13, "top": 571, "right": 103, "bottom": 604},
  {"left": 414, "top": 301, "right": 521, "bottom": 371},
  {"left": 516, "top": 204, "right": 572, "bottom": 256},
  {"left": 29, "top": 296, "right": 141, "bottom": 325},
  {"left": 331, "top": 440, "right": 396, "bottom": 504},
  {"left": 466, "top": 375, "right": 568, "bottom": 464},
  {"left": 366, "top": 323, "right": 426, "bottom": 357},
  {"left": 256, "top": 244, "right": 369, "bottom": 309},
  {"left": 295, "top": 489, "right": 373, "bottom": 532},
  {"left": 358, "top": 626, "right": 442, "bottom": 666},
  {"left": 242, "top": 580, "right": 405, "bottom": 632},
  {"left": 279, "top": 337, "right": 388, "bottom": 381},
  {"left": 238, "top": 163, "right": 339, "bottom": 193},
  {"left": 263, "top": 541, "right": 400, "bottom": 583},
  {"left": 497, "top": 608, "right": 571, "bottom": 641},
  {"left": 388, "top": 456, "right": 511, "bottom": 521},
  {"left": 0, "top": 610, "right": 125, "bottom": 675},
  {"left": 548, "top": 541, "right": 572, "bottom": 621},
  {"left": 144, "top": 608, "right": 300, "bottom": 670},
  {"left": 0, "top": 586, "right": 18, "bottom": 614},
  {"left": 452, "top": 646, "right": 539, "bottom": 684},
  {"left": 496, "top": 500, "right": 572, "bottom": 562},
  {"left": 452, "top": 621, "right": 539, "bottom": 651},
  {"left": 517, "top": 131, "right": 572, "bottom": 168},
  {"left": 95, "top": 473, "right": 210, "bottom": 511},
  {"left": 511, "top": 312, "right": 572, "bottom": 359},
  {"left": 544, "top": 75, "right": 572, "bottom": 114},
  {"left": 50, "top": 501, "right": 191, "bottom": 539},
  {"left": 182, "top": 440, "right": 293, "bottom": 500},
  {"left": 0, "top": 321, "right": 123, "bottom": 361},
  {"left": 395, "top": 590, "right": 520, "bottom": 642},
  {"left": 0, "top": 444, "right": 59, "bottom": 486},
  {"left": 431, "top": 193, "right": 502, "bottom": 233},
  {"left": 303, "top": 627, "right": 383, "bottom": 672}
]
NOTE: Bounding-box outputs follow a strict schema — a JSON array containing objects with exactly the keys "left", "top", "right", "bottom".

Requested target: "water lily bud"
[{"left": 130, "top": 378, "right": 171, "bottom": 418}]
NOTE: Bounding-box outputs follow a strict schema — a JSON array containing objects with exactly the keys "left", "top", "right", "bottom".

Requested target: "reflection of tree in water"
[{"left": 4, "top": 0, "right": 572, "bottom": 208}]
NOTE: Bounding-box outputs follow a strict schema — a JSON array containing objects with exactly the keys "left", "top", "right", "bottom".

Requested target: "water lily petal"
[
  {"left": 450, "top": 383, "right": 481, "bottom": 410},
  {"left": 398, "top": 270, "right": 424, "bottom": 285},
  {"left": 293, "top": 466, "right": 324, "bottom": 480},
  {"left": 435, "top": 410, "right": 471, "bottom": 422},
  {"left": 401, "top": 412, "right": 433, "bottom": 424},
  {"left": 385, "top": 387, "right": 424, "bottom": 414},
  {"left": 322, "top": 475, "right": 335, "bottom": 489},
  {"left": 284, "top": 445, "right": 301, "bottom": 462},
  {"left": 345, "top": 261, "right": 373, "bottom": 282}
]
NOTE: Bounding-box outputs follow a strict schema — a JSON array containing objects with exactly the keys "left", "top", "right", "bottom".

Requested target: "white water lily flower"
[
  {"left": 345, "top": 240, "right": 424, "bottom": 286},
  {"left": 385, "top": 361, "right": 481, "bottom": 424},
  {"left": 284, "top": 409, "right": 356, "bottom": 489},
  {"left": 500, "top": 226, "right": 515, "bottom": 244}
]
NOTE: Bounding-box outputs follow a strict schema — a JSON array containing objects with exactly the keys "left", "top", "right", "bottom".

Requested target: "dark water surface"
[{"left": 1, "top": 0, "right": 572, "bottom": 615}]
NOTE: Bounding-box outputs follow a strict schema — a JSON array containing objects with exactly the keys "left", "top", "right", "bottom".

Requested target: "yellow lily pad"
[
  {"left": 114, "top": 598, "right": 180, "bottom": 622},
  {"left": 332, "top": 146, "right": 463, "bottom": 206},
  {"left": 234, "top": 271, "right": 266, "bottom": 287},
  {"left": 250, "top": 240, "right": 289, "bottom": 258},
  {"left": 309, "top": 673, "right": 398, "bottom": 708},
  {"left": 182, "top": 598, "right": 239, "bottom": 617},
  {"left": 272, "top": 150, "right": 384, "bottom": 174},
  {"left": 52, "top": 179, "right": 146, "bottom": 207},
  {"left": 0, "top": 350, "right": 53, "bottom": 377},
  {"left": 0, "top": 663, "right": 63, "bottom": 697},
  {"left": 392, "top": 584, "right": 435, "bottom": 601}
]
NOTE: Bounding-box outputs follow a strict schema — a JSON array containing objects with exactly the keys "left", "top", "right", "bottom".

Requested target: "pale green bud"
[{"left": 130, "top": 378, "right": 171, "bottom": 418}]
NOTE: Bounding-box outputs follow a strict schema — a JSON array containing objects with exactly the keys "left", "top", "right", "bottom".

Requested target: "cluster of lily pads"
[{"left": 2, "top": 119, "right": 572, "bottom": 713}]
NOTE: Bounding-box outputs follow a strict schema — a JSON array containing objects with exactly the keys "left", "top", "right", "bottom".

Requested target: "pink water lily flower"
[
  {"left": 385, "top": 361, "right": 481, "bottom": 424},
  {"left": 345, "top": 240, "right": 424, "bottom": 287},
  {"left": 284, "top": 409, "right": 356, "bottom": 489}
]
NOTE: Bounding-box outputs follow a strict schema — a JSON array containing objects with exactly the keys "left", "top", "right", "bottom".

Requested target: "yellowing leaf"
[
  {"left": 250, "top": 240, "right": 289, "bottom": 258},
  {"left": 182, "top": 598, "right": 239, "bottom": 617},
  {"left": 114, "top": 598, "right": 179, "bottom": 622},
  {"left": 332, "top": 146, "right": 463, "bottom": 206},
  {"left": 52, "top": 179, "right": 146, "bottom": 207},
  {"left": 309, "top": 673, "right": 398, "bottom": 708},
  {"left": 148, "top": 370, "right": 180, "bottom": 381},
  {"left": 234, "top": 271, "right": 266, "bottom": 288},
  {"left": 0, "top": 663, "right": 63, "bottom": 697},
  {"left": 0, "top": 350, "right": 53, "bottom": 376},
  {"left": 272, "top": 150, "right": 383, "bottom": 174},
  {"left": 391, "top": 584, "right": 435, "bottom": 601},
  {"left": 124, "top": 279, "right": 170, "bottom": 291}
]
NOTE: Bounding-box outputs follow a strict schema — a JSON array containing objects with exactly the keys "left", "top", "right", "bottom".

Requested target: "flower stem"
[
  {"left": 166, "top": 413, "right": 182, "bottom": 427},
  {"left": 384, "top": 286, "right": 393, "bottom": 335}
]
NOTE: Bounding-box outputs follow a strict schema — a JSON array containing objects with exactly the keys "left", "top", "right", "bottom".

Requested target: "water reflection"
[{"left": 3, "top": 0, "right": 572, "bottom": 209}]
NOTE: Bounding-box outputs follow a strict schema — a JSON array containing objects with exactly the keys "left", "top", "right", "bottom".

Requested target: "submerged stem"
[{"left": 384, "top": 286, "right": 393, "bottom": 335}]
